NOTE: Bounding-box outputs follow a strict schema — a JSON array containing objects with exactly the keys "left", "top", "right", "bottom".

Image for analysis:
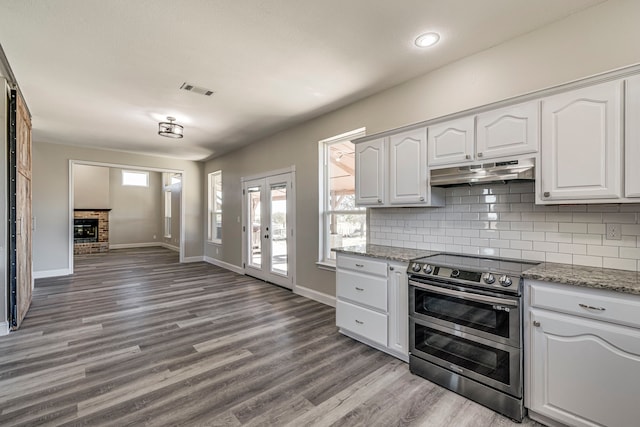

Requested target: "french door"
[{"left": 243, "top": 172, "right": 294, "bottom": 289}]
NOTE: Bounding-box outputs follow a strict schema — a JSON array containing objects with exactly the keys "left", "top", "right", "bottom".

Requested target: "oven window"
[
  {"left": 414, "top": 288, "right": 511, "bottom": 338},
  {"left": 414, "top": 324, "right": 510, "bottom": 385}
]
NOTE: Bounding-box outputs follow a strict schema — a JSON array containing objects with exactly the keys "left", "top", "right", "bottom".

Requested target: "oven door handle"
[{"left": 409, "top": 281, "right": 518, "bottom": 307}]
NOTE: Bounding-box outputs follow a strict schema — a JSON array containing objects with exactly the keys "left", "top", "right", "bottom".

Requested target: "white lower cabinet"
[
  {"left": 335, "top": 253, "right": 409, "bottom": 361},
  {"left": 526, "top": 281, "right": 640, "bottom": 427}
]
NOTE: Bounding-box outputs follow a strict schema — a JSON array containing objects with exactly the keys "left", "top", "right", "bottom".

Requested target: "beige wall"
[
  {"left": 109, "top": 168, "right": 163, "bottom": 246},
  {"left": 204, "top": 0, "right": 640, "bottom": 297},
  {"left": 73, "top": 164, "right": 109, "bottom": 209},
  {"left": 32, "top": 142, "right": 203, "bottom": 273}
]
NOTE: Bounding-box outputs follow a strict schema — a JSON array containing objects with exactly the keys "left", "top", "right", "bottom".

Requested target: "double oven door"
[{"left": 409, "top": 278, "right": 522, "bottom": 397}]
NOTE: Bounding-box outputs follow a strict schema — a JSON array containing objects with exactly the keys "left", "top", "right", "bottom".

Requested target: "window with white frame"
[
  {"left": 208, "top": 171, "right": 222, "bottom": 243},
  {"left": 164, "top": 190, "right": 172, "bottom": 238},
  {"left": 319, "top": 128, "right": 366, "bottom": 265},
  {"left": 122, "top": 170, "right": 149, "bottom": 187}
]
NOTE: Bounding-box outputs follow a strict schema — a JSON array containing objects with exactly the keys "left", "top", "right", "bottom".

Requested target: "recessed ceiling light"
[{"left": 415, "top": 32, "right": 440, "bottom": 48}]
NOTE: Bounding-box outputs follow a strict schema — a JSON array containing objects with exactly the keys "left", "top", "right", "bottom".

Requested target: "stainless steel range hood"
[{"left": 430, "top": 158, "right": 535, "bottom": 187}]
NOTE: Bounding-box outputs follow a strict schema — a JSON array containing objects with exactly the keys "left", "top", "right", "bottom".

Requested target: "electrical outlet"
[{"left": 606, "top": 224, "right": 621, "bottom": 240}]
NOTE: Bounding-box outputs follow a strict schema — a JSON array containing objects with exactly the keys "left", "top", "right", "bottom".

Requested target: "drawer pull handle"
[
  {"left": 579, "top": 303, "right": 606, "bottom": 311},
  {"left": 355, "top": 263, "right": 364, "bottom": 267},
  {"left": 355, "top": 287, "right": 364, "bottom": 291},
  {"left": 355, "top": 319, "right": 364, "bottom": 325}
]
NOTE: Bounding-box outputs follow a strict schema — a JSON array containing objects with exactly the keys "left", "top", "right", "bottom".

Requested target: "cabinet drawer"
[
  {"left": 529, "top": 282, "right": 640, "bottom": 328},
  {"left": 337, "top": 270, "right": 387, "bottom": 311},
  {"left": 336, "top": 300, "right": 388, "bottom": 346},
  {"left": 336, "top": 255, "right": 388, "bottom": 277}
]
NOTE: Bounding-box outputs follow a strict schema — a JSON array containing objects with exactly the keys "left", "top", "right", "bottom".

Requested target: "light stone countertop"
[
  {"left": 522, "top": 262, "right": 640, "bottom": 295},
  {"left": 333, "top": 245, "right": 640, "bottom": 295},
  {"left": 332, "top": 244, "right": 437, "bottom": 264}
]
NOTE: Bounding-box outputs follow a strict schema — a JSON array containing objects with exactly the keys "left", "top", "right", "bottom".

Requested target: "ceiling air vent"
[{"left": 180, "top": 82, "right": 215, "bottom": 96}]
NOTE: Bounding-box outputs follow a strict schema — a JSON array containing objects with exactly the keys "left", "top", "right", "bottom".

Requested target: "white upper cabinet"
[
  {"left": 476, "top": 101, "right": 539, "bottom": 160},
  {"left": 428, "top": 116, "right": 475, "bottom": 166},
  {"left": 626, "top": 75, "right": 640, "bottom": 198},
  {"left": 389, "top": 128, "right": 427, "bottom": 204},
  {"left": 539, "top": 80, "right": 623, "bottom": 202},
  {"left": 355, "top": 137, "right": 385, "bottom": 206}
]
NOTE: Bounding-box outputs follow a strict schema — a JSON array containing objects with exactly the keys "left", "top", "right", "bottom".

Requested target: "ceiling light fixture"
[
  {"left": 158, "top": 116, "right": 184, "bottom": 139},
  {"left": 415, "top": 32, "right": 440, "bottom": 48}
]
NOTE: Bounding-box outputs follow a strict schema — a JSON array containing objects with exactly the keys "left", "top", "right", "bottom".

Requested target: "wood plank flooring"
[{"left": 0, "top": 248, "right": 541, "bottom": 426}]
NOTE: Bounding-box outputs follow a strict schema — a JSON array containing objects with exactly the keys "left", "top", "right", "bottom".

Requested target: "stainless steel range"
[{"left": 407, "top": 253, "right": 539, "bottom": 422}]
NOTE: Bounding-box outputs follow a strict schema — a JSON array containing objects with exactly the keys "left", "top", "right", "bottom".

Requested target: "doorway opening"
[{"left": 68, "top": 160, "right": 185, "bottom": 274}]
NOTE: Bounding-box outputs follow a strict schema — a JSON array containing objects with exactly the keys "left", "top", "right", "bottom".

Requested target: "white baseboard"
[
  {"left": 182, "top": 256, "right": 204, "bottom": 263},
  {"left": 161, "top": 243, "right": 180, "bottom": 252},
  {"left": 33, "top": 268, "right": 72, "bottom": 279},
  {"left": 0, "top": 321, "right": 10, "bottom": 336},
  {"left": 294, "top": 285, "right": 336, "bottom": 308},
  {"left": 204, "top": 256, "right": 244, "bottom": 275}
]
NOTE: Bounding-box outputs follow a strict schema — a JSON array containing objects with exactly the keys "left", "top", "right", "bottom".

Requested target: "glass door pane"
[
  {"left": 247, "top": 186, "right": 262, "bottom": 269},
  {"left": 270, "top": 183, "right": 288, "bottom": 275}
]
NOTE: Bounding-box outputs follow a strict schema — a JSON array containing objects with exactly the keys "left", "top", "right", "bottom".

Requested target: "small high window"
[{"left": 122, "top": 170, "right": 149, "bottom": 187}]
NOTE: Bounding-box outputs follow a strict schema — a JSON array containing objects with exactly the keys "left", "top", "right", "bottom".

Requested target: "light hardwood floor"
[{"left": 0, "top": 248, "right": 541, "bottom": 426}]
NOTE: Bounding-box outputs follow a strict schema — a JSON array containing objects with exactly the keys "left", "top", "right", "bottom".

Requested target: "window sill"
[
  {"left": 316, "top": 261, "right": 336, "bottom": 272},
  {"left": 207, "top": 240, "right": 222, "bottom": 245}
]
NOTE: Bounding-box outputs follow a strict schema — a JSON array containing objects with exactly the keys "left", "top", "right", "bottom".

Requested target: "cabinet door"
[
  {"left": 626, "top": 75, "right": 640, "bottom": 197},
  {"left": 355, "top": 137, "right": 385, "bottom": 206},
  {"left": 428, "top": 116, "right": 475, "bottom": 166},
  {"left": 389, "top": 127, "right": 427, "bottom": 204},
  {"left": 529, "top": 309, "right": 640, "bottom": 427},
  {"left": 476, "top": 101, "right": 539, "bottom": 160},
  {"left": 387, "top": 263, "right": 408, "bottom": 359},
  {"left": 540, "top": 81, "right": 622, "bottom": 201}
]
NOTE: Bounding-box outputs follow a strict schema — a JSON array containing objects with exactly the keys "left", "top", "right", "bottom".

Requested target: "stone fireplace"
[{"left": 73, "top": 209, "right": 110, "bottom": 254}]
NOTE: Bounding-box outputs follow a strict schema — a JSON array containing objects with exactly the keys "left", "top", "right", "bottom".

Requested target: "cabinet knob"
[
  {"left": 533, "top": 320, "right": 541, "bottom": 327},
  {"left": 477, "top": 152, "right": 483, "bottom": 158},
  {"left": 377, "top": 199, "right": 382, "bottom": 203},
  {"left": 543, "top": 192, "right": 550, "bottom": 198},
  {"left": 389, "top": 266, "right": 394, "bottom": 271},
  {"left": 419, "top": 197, "right": 425, "bottom": 201},
  {"left": 465, "top": 154, "right": 471, "bottom": 160}
]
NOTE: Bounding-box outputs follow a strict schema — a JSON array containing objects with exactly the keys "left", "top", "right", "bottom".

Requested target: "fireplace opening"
[{"left": 74, "top": 219, "right": 99, "bottom": 243}]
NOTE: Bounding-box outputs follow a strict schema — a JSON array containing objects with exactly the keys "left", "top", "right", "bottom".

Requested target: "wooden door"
[
  {"left": 8, "top": 89, "right": 33, "bottom": 330},
  {"left": 354, "top": 137, "right": 385, "bottom": 206},
  {"left": 540, "top": 80, "right": 622, "bottom": 201},
  {"left": 389, "top": 128, "right": 427, "bottom": 205},
  {"left": 476, "top": 100, "right": 539, "bottom": 160},
  {"left": 427, "top": 116, "right": 475, "bottom": 166}
]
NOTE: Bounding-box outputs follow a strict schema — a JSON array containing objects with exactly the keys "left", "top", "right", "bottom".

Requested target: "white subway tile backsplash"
[
  {"left": 603, "top": 257, "right": 637, "bottom": 270},
  {"left": 545, "top": 252, "right": 573, "bottom": 264},
  {"left": 369, "top": 182, "right": 640, "bottom": 271},
  {"left": 620, "top": 247, "right": 640, "bottom": 259},
  {"left": 534, "top": 241, "right": 559, "bottom": 252},
  {"left": 545, "top": 232, "right": 572, "bottom": 244},
  {"left": 587, "top": 245, "right": 619, "bottom": 258},
  {"left": 573, "top": 213, "right": 603, "bottom": 223},
  {"left": 534, "top": 222, "right": 558, "bottom": 232},
  {"left": 511, "top": 240, "right": 533, "bottom": 250},
  {"left": 573, "top": 255, "right": 603, "bottom": 268},
  {"left": 558, "top": 223, "right": 587, "bottom": 233},
  {"left": 603, "top": 213, "right": 637, "bottom": 223}
]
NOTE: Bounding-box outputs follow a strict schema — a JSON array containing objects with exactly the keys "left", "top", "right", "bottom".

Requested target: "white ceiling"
[{"left": 0, "top": 0, "right": 605, "bottom": 161}]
